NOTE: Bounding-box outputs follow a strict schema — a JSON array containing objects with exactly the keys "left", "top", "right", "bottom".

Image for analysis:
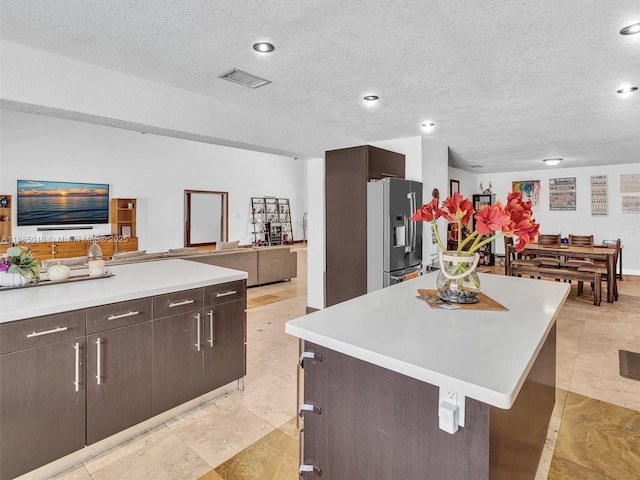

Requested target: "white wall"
[
  {"left": 1, "top": 109, "right": 306, "bottom": 253},
  {"left": 422, "top": 137, "right": 450, "bottom": 266},
  {"left": 477, "top": 165, "right": 640, "bottom": 274},
  {"left": 448, "top": 166, "right": 478, "bottom": 199},
  {"left": 306, "top": 157, "right": 325, "bottom": 310}
]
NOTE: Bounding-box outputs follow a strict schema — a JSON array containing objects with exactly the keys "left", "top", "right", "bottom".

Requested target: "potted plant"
[{"left": 0, "top": 246, "right": 40, "bottom": 286}]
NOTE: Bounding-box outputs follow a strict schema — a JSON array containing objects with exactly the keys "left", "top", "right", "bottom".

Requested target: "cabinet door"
[
  {"left": 0, "top": 339, "right": 86, "bottom": 480},
  {"left": 152, "top": 311, "right": 203, "bottom": 416},
  {"left": 86, "top": 322, "right": 152, "bottom": 444},
  {"left": 203, "top": 300, "right": 245, "bottom": 393},
  {"left": 367, "top": 145, "right": 405, "bottom": 180}
]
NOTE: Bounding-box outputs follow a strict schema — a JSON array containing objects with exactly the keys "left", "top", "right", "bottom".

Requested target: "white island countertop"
[
  {"left": 0, "top": 259, "right": 247, "bottom": 323},
  {"left": 285, "top": 272, "right": 570, "bottom": 409}
]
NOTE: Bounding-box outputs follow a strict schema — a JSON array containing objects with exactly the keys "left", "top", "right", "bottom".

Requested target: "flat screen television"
[{"left": 17, "top": 180, "right": 110, "bottom": 226}]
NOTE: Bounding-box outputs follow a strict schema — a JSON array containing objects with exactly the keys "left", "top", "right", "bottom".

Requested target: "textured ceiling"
[{"left": 1, "top": 0, "right": 639, "bottom": 172}]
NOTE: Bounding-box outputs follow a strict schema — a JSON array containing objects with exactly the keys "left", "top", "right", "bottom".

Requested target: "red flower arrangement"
[{"left": 411, "top": 191, "right": 540, "bottom": 255}]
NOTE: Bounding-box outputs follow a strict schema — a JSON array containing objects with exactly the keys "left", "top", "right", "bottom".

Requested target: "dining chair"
[
  {"left": 577, "top": 238, "right": 621, "bottom": 301},
  {"left": 563, "top": 234, "right": 595, "bottom": 268},
  {"left": 568, "top": 234, "right": 594, "bottom": 247},
  {"left": 503, "top": 236, "right": 537, "bottom": 276},
  {"left": 538, "top": 233, "right": 561, "bottom": 245},
  {"left": 532, "top": 233, "right": 561, "bottom": 266}
]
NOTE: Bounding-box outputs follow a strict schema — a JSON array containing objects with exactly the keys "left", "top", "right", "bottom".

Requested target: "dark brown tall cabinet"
[{"left": 325, "top": 145, "right": 405, "bottom": 307}]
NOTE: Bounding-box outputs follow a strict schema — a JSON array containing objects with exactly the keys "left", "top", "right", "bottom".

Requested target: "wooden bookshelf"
[
  {"left": 0, "top": 195, "right": 12, "bottom": 244},
  {"left": 110, "top": 198, "right": 137, "bottom": 239}
]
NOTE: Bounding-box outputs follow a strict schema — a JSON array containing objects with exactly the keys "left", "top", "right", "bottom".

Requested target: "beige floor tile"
[
  {"left": 84, "top": 425, "right": 173, "bottom": 475},
  {"left": 90, "top": 431, "right": 211, "bottom": 480},
  {"left": 49, "top": 464, "right": 92, "bottom": 480},
  {"left": 570, "top": 350, "right": 640, "bottom": 410},
  {"left": 235, "top": 375, "right": 298, "bottom": 429},
  {"left": 166, "top": 400, "right": 276, "bottom": 469},
  {"left": 242, "top": 362, "right": 280, "bottom": 395}
]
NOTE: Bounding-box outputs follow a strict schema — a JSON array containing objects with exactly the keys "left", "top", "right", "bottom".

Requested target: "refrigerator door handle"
[{"left": 406, "top": 192, "right": 416, "bottom": 253}]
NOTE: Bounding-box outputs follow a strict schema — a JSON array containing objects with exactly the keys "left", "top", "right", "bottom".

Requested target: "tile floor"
[{"left": 48, "top": 247, "right": 640, "bottom": 480}]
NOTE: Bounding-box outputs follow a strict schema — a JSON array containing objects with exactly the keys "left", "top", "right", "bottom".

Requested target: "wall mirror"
[{"left": 184, "top": 190, "right": 228, "bottom": 246}]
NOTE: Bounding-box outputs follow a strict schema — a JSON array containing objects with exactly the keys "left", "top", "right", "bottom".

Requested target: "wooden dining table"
[{"left": 506, "top": 243, "right": 619, "bottom": 303}]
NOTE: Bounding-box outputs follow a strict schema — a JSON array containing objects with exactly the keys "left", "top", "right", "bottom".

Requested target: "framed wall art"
[
  {"left": 590, "top": 175, "right": 608, "bottom": 216},
  {"left": 512, "top": 180, "right": 541, "bottom": 210},
  {"left": 549, "top": 177, "right": 576, "bottom": 211}
]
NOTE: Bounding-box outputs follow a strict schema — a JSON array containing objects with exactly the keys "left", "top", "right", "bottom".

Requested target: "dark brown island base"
[{"left": 287, "top": 272, "right": 569, "bottom": 480}]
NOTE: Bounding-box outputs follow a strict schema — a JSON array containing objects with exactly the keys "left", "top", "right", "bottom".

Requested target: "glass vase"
[{"left": 436, "top": 252, "right": 481, "bottom": 304}]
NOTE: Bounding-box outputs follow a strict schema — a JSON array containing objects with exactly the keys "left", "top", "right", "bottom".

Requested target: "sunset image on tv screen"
[{"left": 17, "top": 180, "right": 109, "bottom": 226}]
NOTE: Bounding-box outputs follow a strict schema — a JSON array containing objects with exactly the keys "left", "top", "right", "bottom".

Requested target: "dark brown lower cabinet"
[
  {"left": 301, "top": 330, "right": 555, "bottom": 480},
  {"left": 152, "top": 310, "right": 204, "bottom": 416},
  {"left": 203, "top": 300, "right": 245, "bottom": 393},
  {"left": 0, "top": 338, "right": 86, "bottom": 480},
  {"left": 86, "top": 322, "right": 152, "bottom": 444},
  {"left": 0, "top": 281, "right": 246, "bottom": 479}
]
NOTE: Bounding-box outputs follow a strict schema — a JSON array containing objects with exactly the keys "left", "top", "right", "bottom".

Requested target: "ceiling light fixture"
[
  {"left": 543, "top": 158, "right": 562, "bottom": 166},
  {"left": 620, "top": 23, "right": 640, "bottom": 35},
  {"left": 617, "top": 86, "right": 638, "bottom": 94},
  {"left": 421, "top": 122, "right": 435, "bottom": 132},
  {"left": 363, "top": 95, "right": 379, "bottom": 101},
  {"left": 253, "top": 42, "right": 275, "bottom": 53}
]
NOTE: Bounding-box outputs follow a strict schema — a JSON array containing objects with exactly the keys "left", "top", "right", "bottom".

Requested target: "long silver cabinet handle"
[
  {"left": 74, "top": 342, "right": 80, "bottom": 392},
  {"left": 96, "top": 338, "right": 102, "bottom": 386},
  {"left": 27, "top": 326, "right": 68, "bottom": 338},
  {"left": 298, "top": 403, "right": 322, "bottom": 416},
  {"left": 216, "top": 290, "right": 237, "bottom": 298},
  {"left": 208, "top": 310, "right": 214, "bottom": 347},
  {"left": 299, "top": 351, "right": 323, "bottom": 367},
  {"left": 299, "top": 465, "right": 322, "bottom": 476},
  {"left": 195, "top": 313, "right": 201, "bottom": 352},
  {"left": 107, "top": 310, "right": 139, "bottom": 320},
  {"left": 169, "top": 299, "right": 195, "bottom": 308}
]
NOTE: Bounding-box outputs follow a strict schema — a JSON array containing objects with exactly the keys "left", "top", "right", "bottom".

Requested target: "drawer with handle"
[
  {"left": 0, "top": 310, "right": 86, "bottom": 354},
  {"left": 204, "top": 280, "right": 246, "bottom": 307},
  {"left": 152, "top": 288, "right": 204, "bottom": 319},
  {"left": 86, "top": 297, "right": 153, "bottom": 334}
]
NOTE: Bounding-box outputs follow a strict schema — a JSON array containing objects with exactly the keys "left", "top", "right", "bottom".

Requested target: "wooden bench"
[{"left": 509, "top": 264, "right": 602, "bottom": 306}]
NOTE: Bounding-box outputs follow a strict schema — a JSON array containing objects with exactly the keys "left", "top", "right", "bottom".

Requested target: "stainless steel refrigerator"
[{"left": 367, "top": 178, "right": 423, "bottom": 292}]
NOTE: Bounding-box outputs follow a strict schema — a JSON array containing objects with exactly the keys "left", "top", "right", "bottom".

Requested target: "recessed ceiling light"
[
  {"left": 253, "top": 42, "right": 275, "bottom": 53},
  {"left": 543, "top": 158, "right": 562, "bottom": 166},
  {"left": 421, "top": 122, "right": 435, "bottom": 132},
  {"left": 363, "top": 95, "right": 379, "bottom": 101},
  {"left": 620, "top": 23, "right": 640, "bottom": 35},
  {"left": 617, "top": 86, "right": 638, "bottom": 94}
]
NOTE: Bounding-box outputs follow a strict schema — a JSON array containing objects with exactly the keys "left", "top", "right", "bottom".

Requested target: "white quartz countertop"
[
  {"left": 0, "top": 259, "right": 247, "bottom": 323},
  {"left": 285, "top": 272, "right": 570, "bottom": 409}
]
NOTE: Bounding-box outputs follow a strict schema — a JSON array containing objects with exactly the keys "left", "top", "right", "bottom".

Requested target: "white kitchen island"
[
  {"left": 0, "top": 259, "right": 247, "bottom": 480},
  {"left": 286, "top": 271, "right": 570, "bottom": 480}
]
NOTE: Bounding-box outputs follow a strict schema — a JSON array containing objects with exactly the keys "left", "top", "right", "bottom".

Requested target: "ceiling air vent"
[{"left": 218, "top": 68, "right": 271, "bottom": 89}]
